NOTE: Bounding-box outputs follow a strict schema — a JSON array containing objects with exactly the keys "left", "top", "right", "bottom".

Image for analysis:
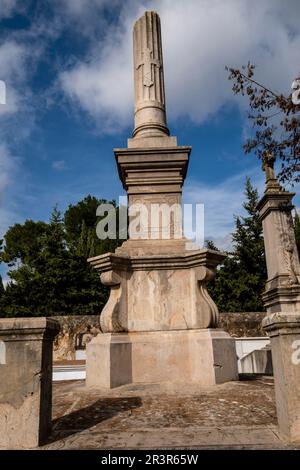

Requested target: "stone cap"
[
  {"left": 262, "top": 312, "right": 300, "bottom": 335},
  {"left": 0, "top": 317, "right": 60, "bottom": 339},
  {"left": 256, "top": 191, "right": 295, "bottom": 221},
  {"left": 127, "top": 136, "right": 177, "bottom": 149}
]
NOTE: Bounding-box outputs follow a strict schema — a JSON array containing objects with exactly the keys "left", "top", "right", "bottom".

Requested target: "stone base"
[{"left": 86, "top": 329, "right": 238, "bottom": 389}]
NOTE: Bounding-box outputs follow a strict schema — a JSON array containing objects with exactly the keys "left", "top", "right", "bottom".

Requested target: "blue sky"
[{"left": 1, "top": 0, "right": 300, "bottom": 281}]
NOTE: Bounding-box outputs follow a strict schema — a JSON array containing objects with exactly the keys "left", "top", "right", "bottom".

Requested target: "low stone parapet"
[{"left": 0, "top": 317, "right": 59, "bottom": 449}]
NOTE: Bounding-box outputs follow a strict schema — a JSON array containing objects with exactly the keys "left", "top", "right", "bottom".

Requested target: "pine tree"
[
  {"left": 294, "top": 210, "right": 300, "bottom": 258},
  {"left": 0, "top": 276, "right": 4, "bottom": 299},
  {"left": 0, "top": 202, "right": 111, "bottom": 317},
  {"left": 210, "top": 178, "right": 267, "bottom": 312},
  {"left": 77, "top": 220, "right": 89, "bottom": 257},
  {"left": 0, "top": 240, "right": 4, "bottom": 300},
  {"left": 205, "top": 239, "right": 220, "bottom": 251}
]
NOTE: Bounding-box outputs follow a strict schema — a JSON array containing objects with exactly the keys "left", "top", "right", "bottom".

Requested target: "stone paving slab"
[
  {"left": 42, "top": 378, "right": 298, "bottom": 450},
  {"left": 44, "top": 425, "right": 284, "bottom": 450}
]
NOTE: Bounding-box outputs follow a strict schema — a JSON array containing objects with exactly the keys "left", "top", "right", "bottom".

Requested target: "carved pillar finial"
[
  {"left": 262, "top": 151, "right": 275, "bottom": 180},
  {"left": 262, "top": 151, "right": 282, "bottom": 192}
]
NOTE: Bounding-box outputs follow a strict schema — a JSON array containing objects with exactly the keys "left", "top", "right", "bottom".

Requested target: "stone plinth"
[
  {"left": 88, "top": 249, "right": 225, "bottom": 333},
  {"left": 86, "top": 329, "right": 238, "bottom": 389},
  {"left": 0, "top": 317, "right": 59, "bottom": 449},
  {"left": 263, "top": 313, "right": 300, "bottom": 442}
]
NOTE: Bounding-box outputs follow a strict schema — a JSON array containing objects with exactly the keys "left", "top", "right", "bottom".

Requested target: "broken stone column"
[
  {"left": 258, "top": 152, "right": 300, "bottom": 442},
  {"left": 86, "top": 11, "right": 238, "bottom": 389},
  {"left": 0, "top": 317, "right": 59, "bottom": 449}
]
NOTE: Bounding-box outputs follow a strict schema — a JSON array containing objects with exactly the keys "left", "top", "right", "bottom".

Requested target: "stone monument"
[
  {"left": 258, "top": 152, "right": 300, "bottom": 442},
  {"left": 86, "top": 11, "right": 238, "bottom": 389}
]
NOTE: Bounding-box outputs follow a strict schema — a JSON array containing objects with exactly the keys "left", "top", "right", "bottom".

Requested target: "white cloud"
[
  {"left": 183, "top": 166, "right": 265, "bottom": 251},
  {"left": 58, "top": 0, "right": 300, "bottom": 133},
  {"left": 0, "top": 0, "right": 20, "bottom": 19},
  {"left": 0, "top": 38, "right": 38, "bottom": 239},
  {"left": 0, "top": 143, "right": 13, "bottom": 197},
  {"left": 182, "top": 158, "right": 300, "bottom": 252},
  {"left": 59, "top": 16, "right": 134, "bottom": 132},
  {"left": 56, "top": 0, "right": 119, "bottom": 17},
  {"left": 52, "top": 159, "right": 67, "bottom": 171},
  {"left": 51, "top": 0, "right": 125, "bottom": 39},
  {"left": 0, "top": 143, "right": 19, "bottom": 237},
  {"left": 0, "top": 41, "right": 30, "bottom": 115},
  {"left": 0, "top": 41, "right": 27, "bottom": 80}
]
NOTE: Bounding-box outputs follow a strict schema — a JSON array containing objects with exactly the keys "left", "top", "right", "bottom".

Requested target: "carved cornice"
[
  {"left": 114, "top": 146, "right": 191, "bottom": 191},
  {"left": 88, "top": 248, "right": 225, "bottom": 273},
  {"left": 0, "top": 318, "right": 60, "bottom": 341},
  {"left": 257, "top": 190, "right": 295, "bottom": 221},
  {"left": 262, "top": 312, "right": 300, "bottom": 336},
  {"left": 263, "top": 284, "right": 300, "bottom": 303}
]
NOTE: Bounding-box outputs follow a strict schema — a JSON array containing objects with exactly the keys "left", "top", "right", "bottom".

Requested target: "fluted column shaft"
[{"left": 133, "top": 11, "right": 169, "bottom": 139}]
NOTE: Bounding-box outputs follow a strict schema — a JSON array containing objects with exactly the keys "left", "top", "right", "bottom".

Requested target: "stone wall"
[
  {"left": 51, "top": 312, "right": 267, "bottom": 361},
  {"left": 219, "top": 312, "right": 267, "bottom": 337},
  {"left": 52, "top": 315, "right": 100, "bottom": 361}
]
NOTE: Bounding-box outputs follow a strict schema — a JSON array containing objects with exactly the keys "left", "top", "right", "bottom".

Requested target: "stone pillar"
[
  {"left": 258, "top": 152, "right": 300, "bottom": 442},
  {"left": 263, "top": 314, "right": 300, "bottom": 442},
  {"left": 0, "top": 318, "right": 59, "bottom": 449}
]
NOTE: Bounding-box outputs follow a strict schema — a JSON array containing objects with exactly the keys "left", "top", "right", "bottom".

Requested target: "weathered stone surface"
[
  {"left": 44, "top": 313, "right": 266, "bottom": 362},
  {"left": 131, "top": 11, "right": 169, "bottom": 141},
  {"left": 89, "top": 250, "right": 224, "bottom": 332},
  {"left": 263, "top": 313, "right": 300, "bottom": 442},
  {"left": 218, "top": 312, "right": 267, "bottom": 337},
  {"left": 86, "top": 329, "right": 238, "bottom": 389},
  {"left": 239, "top": 345, "right": 273, "bottom": 375},
  {"left": 0, "top": 317, "right": 59, "bottom": 449},
  {"left": 52, "top": 315, "right": 100, "bottom": 361},
  {"left": 87, "top": 12, "right": 225, "bottom": 338},
  {"left": 86, "top": 11, "right": 237, "bottom": 388},
  {"left": 258, "top": 153, "right": 300, "bottom": 313},
  {"left": 258, "top": 154, "right": 300, "bottom": 443},
  {"left": 41, "top": 378, "right": 300, "bottom": 449}
]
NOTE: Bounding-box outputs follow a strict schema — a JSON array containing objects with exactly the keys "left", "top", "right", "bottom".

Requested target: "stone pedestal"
[
  {"left": 0, "top": 318, "right": 60, "bottom": 449},
  {"left": 86, "top": 329, "right": 238, "bottom": 389},
  {"left": 263, "top": 313, "right": 300, "bottom": 443},
  {"left": 89, "top": 250, "right": 225, "bottom": 333}
]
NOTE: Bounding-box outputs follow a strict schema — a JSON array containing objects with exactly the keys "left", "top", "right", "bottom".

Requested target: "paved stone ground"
[{"left": 42, "top": 377, "right": 298, "bottom": 449}]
